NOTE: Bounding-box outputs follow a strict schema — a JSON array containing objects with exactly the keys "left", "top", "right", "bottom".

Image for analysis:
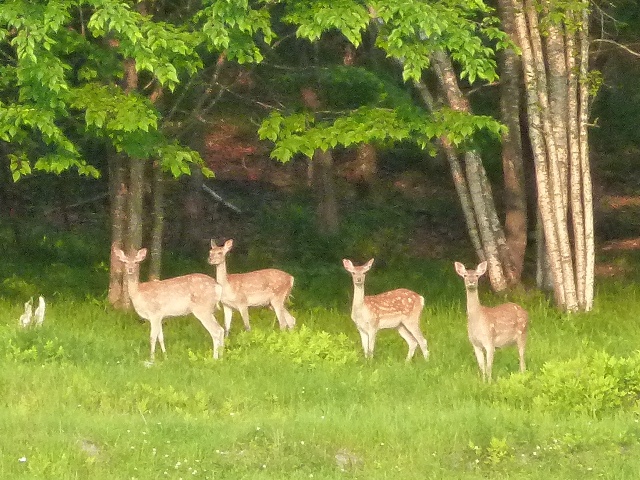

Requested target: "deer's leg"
[
  {"left": 472, "top": 344, "right": 486, "bottom": 381},
  {"left": 157, "top": 324, "right": 167, "bottom": 357},
  {"left": 397, "top": 325, "right": 418, "bottom": 362},
  {"left": 271, "top": 300, "right": 287, "bottom": 330},
  {"left": 485, "top": 345, "right": 495, "bottom": 383},
  {"left": 403, "top": 322, "right": 429, "bottom": 360},
  {"left": 149, "top": 319, "right": 162, "bottom": 361},
  {"left": 283, "top": 309, "right": 296, "bottom": 329},
  {"left": 236, "top": 304, "right": 251, "bottom": 331},
  {"left": 517, "top": 335, "right": 527, "bottom": 372},
  {"left": 195, "top": 311, "right": 225, "bottom": 359},
  {"left": 223, "top": 305, "right": 234, "bottom": 336},
  {"left": 367, "top": 330, "right": 378, "bottom": 359},
  {"left": 357, "top": 329, "right": 369, "bottom": 358}
]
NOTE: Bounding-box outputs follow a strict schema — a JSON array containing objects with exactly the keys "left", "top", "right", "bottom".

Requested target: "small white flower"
[{"left": 18, "top": 457, "right": 27, "bottom": 463}]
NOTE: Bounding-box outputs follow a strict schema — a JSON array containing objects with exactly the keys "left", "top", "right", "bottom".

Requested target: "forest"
[{"left": 1, "top": 0, "right": 640, "bottom": 478}]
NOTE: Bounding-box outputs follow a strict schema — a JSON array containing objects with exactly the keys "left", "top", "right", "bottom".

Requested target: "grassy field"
[{"left": 2, "top": 236, "right": 640, "bottom": 480}]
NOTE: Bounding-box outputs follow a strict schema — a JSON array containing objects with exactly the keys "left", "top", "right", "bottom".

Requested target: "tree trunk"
[
  {"left": 511, "top": 0, "right": 592, "bottom": 311},
  {"left": 127, "top": 158, "right": 145, "bottom": 258},
  {"left": 579, "top": 7, "right": 595, "bottom": 310},
  {"left": 430, "top": 51, "right": 509, "bottom": 291},
  {"left": 496, "top": 0, "right": 528, "bottom": 283},
  {"left": 311, "top": 148, "right": 340, "bottom": 236},
  {"left": 301, "top": 86, "right": 340, "bottom": 236},
  {"left": 412, "top": 80, "right": 484, "bottom": 260},
  {"left": 149, "top": 160, "right": 164, "bottom": 281},
  {"left": 183, "top": 166, "right": 205, "bottom": 254},
  {"left": 108, "top": 152, "right": 128, "bottom": 309}
]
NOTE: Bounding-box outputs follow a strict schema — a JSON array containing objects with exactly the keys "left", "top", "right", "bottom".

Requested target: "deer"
[
  {"left": 342, "top": 258, "right": 429, "bottom": 361},
  {"left": 207, "top": 239, "right": 296, "bottom": 336},
  {"left": 454, "top": 261, "right": 529, "bottom": 382},
  {"left": 114, "top": 248, "right": 225, "bottom": 362}
]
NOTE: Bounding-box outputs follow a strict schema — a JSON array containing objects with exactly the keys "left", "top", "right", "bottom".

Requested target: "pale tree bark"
[
  {"left": 579, "top": 7, "right": 595, "bottom": 310},
  {"left": 568, "top": 8, "right": 595, "bottom": 310},
  {"left": 430, "top": 51, "right": 510, "bottom": 291},
  {"left": 511, "top": 0, "right": 592, "bottom": 311},
  {"left": 412, "top": 80, "right": 484, "bottom": 260},
  {"left": 513, "top": 0, "right": 567, "bottom": 306}
]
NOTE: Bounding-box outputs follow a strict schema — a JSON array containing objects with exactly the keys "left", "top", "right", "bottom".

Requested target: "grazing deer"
[
  {"left": 115, "top": 248, "right": 225, "bottom": 361},
  {"left": 208, "top": 239, "right": 296, "bottom": 336},
  {"left": 342, "top": 258, "right": 429, "bottom": 361},
  {"left": 454, "top": 261, "right": 529, "bottom": 382}
]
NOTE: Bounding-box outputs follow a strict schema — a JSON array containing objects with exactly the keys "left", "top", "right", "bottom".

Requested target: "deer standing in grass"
[
  {"left": 454, "top": 261, "right": 529, "bottom": 382},
  {"left": 208, "top": 239, "right": 295, "bottom": 336},
  {"left": 115, "top": 248, "right": 225, "bottom": 361},
  {"left": 342, "top": 258, "right": 429, "bottom": 361}
]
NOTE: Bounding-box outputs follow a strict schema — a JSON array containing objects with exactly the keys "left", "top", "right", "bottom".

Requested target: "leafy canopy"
[
  {"left": 0, "top": 0, "right": 274, "bottom": 180},
  {"left": 260, "top": 0, "right": 509, "bottom": 162}
]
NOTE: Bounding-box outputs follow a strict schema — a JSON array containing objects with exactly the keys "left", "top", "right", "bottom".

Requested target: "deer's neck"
[
  {"left": 215, "top": 261, "right": 230, "bottom": 287},
  {"left": 464, "top": 288, "right": 483, "bottom": 318},
  {"left": 351, "top": 283, "right": 367, "bottom": 317},
  {"left": 124, "top": 271, "right": 141, "bottom": 302}
]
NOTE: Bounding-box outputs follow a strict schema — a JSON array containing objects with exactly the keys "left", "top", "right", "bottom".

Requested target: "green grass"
[{"left": 2, "top": 248, "right": 640, "bottom": 479}]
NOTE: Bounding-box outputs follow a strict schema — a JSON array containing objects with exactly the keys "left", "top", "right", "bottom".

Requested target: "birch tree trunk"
[
  {"left": 412, "top": 80, "right": 484, "bottom": 260},
  {"left": 431, "top": 51, "right": 510, "bottom": 291},
  {"left": 511, "top": 0, "right": 593, "bottom": 311}
]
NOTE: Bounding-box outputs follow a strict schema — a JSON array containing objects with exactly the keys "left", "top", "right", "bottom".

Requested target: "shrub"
[
  {"left": 226, "top": 324, "right": 360, "bottom": 368},
  {"left": 494, "top": 350, "right": 640, "bottom": 416}
]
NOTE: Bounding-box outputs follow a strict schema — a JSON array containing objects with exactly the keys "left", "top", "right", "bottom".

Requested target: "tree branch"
[{"left": 591, "top": 39, "right": 640, "bottom": 58}]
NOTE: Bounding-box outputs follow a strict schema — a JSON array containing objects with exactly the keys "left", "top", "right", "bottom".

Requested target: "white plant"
[
  {"left": 34, "top": 295, "right": 46, "bottom": 327},
  {"left": 19, "top": 298, "right": 33, "bottom": 328}
]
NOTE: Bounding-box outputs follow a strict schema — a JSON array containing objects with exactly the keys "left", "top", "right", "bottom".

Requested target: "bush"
[
  {"left": 226, "top": 324, "right": 360, "bottom": 368},
  {"left": 494, "top": 350, "right": 640, "bottom": 416}
]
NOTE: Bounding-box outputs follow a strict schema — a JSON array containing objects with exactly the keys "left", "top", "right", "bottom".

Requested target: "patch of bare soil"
[{"left": 602, "top": 195, "right": 640, "bottom": 209}]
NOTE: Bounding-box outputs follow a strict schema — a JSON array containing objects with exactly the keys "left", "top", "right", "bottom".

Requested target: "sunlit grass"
[
  {"left": 2, "top": 218, "right": 640, "bottom": 478},
  {"left": 2, "top": 252, "right": 640, "bottom": 479}
]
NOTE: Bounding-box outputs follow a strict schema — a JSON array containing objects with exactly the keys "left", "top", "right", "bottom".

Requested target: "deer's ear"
[
  {"left": 135, "top": 248, "right": 148, "bottom": 262},
  {"left": 210, "top": 239, "right": 217, "bottom": 248},
  {"left": 364, "top": 258, "right": 374, "bottom": 271},
  {"left": 114, "top": 248, "right": 127, "bottom": 263},
  {"left": 224, "top": 239, "right": 234, "bottom": 252},
  {"left": 476, "top": 261, "right": 488, "bottom": 276},
  {"left": 342, "top": 259, "right": 354, "bottom": 272},
  {"left": 454, "top": 262, "right": 467, "bottom": 277}
]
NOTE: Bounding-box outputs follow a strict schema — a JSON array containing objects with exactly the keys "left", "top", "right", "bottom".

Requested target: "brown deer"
[
  {"left": 115, "top": 248, "right": 225, "bottom": 361},
  {"left": 208, "top": 239, "right": 295, "bottom": 336},
  {"left": 454, "top": 261, "right": 529, "bottom": 382},
  {"left": 342, "top": 258, "right": 429, "bottom": 361}
]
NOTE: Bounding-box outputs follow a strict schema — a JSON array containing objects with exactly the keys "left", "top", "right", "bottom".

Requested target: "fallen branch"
[{"left": 201, "top": 184, "right": 242, "bottom": 214}]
